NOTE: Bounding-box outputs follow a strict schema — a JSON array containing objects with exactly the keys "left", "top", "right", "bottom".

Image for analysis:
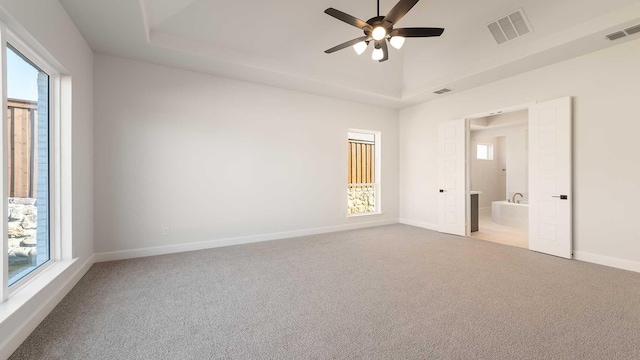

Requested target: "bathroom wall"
[
  {"left": 470, "top": 135, "right": 506, "bottom": 208},
  {"left": 471, "top": 111, "right": 528, "bottom": 201}
]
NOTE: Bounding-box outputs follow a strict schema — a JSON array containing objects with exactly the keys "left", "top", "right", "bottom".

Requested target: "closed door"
[{"left": 529, "top": 97, "right": 572, "bottom": 258}]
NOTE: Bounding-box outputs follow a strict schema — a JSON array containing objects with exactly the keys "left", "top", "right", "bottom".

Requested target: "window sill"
[
  {"left": 347, "top": 212, "right": 384, "bottom": 218},
  {"left": 0, "top": 258, "right": 77, "bottom": 324}
]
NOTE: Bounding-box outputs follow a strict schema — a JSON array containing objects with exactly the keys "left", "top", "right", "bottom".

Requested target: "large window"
[
  {"left": 6, "top": 45, "right": 50, "bottom": 286},
  {"left": 347, "top": 130, "right": 380, "bottom": 215}
]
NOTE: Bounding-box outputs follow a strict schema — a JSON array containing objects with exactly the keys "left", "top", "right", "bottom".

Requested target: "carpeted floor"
[{"left": 9, "top": 224, "right": 640, "bottom": 359}]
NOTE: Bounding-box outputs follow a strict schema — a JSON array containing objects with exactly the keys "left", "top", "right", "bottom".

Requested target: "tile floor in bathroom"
[{"left": 470, "top": 208, "right": 528, "bottom": 248}]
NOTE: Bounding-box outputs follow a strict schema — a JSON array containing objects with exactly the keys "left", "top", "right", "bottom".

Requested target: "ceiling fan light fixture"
[
  {"left": 353, "top": 41, "right": 368, "bottom": 55},
  {"left": 390, "top": 36, "right": 405, "bottom": 49},
  {"left": 371, "top": 47, "right": 384, "bottom": 61},
  {"left": 372, "top": 26, "right": 387, "bottom": 40},
  {"left": 323, "top": 0, "right": 445, "bottom": 62}
]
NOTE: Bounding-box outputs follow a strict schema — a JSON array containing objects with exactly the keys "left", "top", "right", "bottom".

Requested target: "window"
[
  {"left": 347, "top": 130, "right": 380, "bottom": 215},
  {"left": 477, "top": 143, "right": 494, "bottom": 160},
  {"left": 0, "top": 23, "right": 70, "bottom": 303},
  {"left": 6, "top": 44, "right": 50, "bottom": 286}
]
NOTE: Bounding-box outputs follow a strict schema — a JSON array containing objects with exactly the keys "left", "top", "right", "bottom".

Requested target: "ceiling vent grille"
[
  {"left": 606, "top": 31, "right": 627, "bottom": 41},
  {"left": 625, "top": 24, "right": 640, "bottom": 35},
  {"left": 433, "top": 88, "right": 452, "bottom": 95},
  {"left": 487, "top": 9, "right": 532, "bottom": 45},
  {"left": 606, "top": 24, "right": 640, "bottom": 41}
]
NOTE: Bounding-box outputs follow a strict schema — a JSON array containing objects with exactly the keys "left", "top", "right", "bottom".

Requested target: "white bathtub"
[{"left": 491, "top": 201, "right": 528, "bottom": 230}]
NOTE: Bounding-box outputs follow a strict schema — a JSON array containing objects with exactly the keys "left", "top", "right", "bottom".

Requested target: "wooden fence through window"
[
  {"left": 348, "top": 140, "right": 374, "bottom": 184},
  {"left": 7, "top": 99, "right": 38, "bottom": 198}
]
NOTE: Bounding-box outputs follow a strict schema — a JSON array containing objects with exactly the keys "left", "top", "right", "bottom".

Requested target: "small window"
[
  {"left": 477, "top": 143, "right": 494, "bottom": 160},
  {"left": 347, "top": 130, "right": 380, "bottom": 215}
]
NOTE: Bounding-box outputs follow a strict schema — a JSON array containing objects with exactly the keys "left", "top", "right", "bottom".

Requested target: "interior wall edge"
[
  {"left": 94, "top": 219, "right": 399, "bottom": 263},
  {"left": 398, "top": 219, "right": 439, "bottom": 232},
  {"left": 574, "top": 251, "right": 640, "bottom": 274}
]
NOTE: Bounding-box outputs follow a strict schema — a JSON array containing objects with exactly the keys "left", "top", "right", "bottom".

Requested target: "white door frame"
[
  {"left": 463, "top": 102, "right": 534, "bottom": 237},
  {"left": 461, "top": 99, "right": 572, "bottom": 258}
]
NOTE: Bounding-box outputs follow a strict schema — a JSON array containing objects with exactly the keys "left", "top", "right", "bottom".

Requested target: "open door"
[
  {"left": 438, "top": 119, "right": 467, "bottom": 236},
  {"left": 529, "top": 97, "right": 572, "bottom": 258}
]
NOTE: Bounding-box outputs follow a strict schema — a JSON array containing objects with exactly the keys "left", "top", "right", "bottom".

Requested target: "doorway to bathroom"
[
  {"left": 437, "top": 97, "right": 573, "bottom": 258},
  {"left": 467, "top": 109, "right": 529, "bottom": 248}
]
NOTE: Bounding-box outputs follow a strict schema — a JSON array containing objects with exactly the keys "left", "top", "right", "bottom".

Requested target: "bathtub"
[{"left": 491, "top": 201, "right": 528, "bottom": 230}]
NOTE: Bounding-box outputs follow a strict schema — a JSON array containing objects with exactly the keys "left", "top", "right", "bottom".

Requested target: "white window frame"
[
  {"left": 347, "top": 129, "right": 382, "bottom": 217},
  {"left": 476, "top": 142, "right": 494, "bottom": 160},
  {"left": 0, "top": 23, "right": 71, "bottom": 302}
]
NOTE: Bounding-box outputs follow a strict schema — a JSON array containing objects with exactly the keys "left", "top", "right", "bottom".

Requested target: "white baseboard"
[
  {"left": 399, "top": 218, "right": 439, "bottom": 232},
  {"left": 95, "top": 219, "right": 400, "bottom": 263},
  {"left": 574, "top": 251, "right": 640, "bottom": 274},
  {"left": 0, "top": 255, "right": 95, "bottom": 360}
]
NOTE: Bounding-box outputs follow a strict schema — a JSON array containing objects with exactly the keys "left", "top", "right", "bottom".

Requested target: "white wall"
[
  {"left": 0, "top": 0, "right": 93, "bottom": 357},
  {"left": 472, "top": 116, "right": 528, "bottom": 202},
  {"left": 470, "top": 136, "right": 505, "bottom": 208},
  {"left": 399, "top": 38, "right": 640, "bottom": 266},
  {"left": 93, "top": 54, "right": 399, "bottom": 255}
]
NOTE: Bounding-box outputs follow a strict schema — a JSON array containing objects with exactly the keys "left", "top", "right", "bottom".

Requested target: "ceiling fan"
[{"left": 324, "top": 0, "right": 444, "bottom": 62}]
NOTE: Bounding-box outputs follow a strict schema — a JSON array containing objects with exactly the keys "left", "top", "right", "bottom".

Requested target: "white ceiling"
[{"left": 59, "top": 0, "right": 640, "bottom": 108}]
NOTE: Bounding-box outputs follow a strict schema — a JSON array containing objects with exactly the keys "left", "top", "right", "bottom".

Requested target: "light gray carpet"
[{"left": 10, "top": 224, "right": 640, "bottom": 359}]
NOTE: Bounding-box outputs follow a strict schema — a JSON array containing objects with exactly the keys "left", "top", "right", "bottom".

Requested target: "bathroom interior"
[{"left": 469, "top": 109, "right": 529, "bottom": 248}]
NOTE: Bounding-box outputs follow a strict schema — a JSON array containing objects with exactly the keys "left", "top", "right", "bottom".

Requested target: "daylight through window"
[
  {"left": 477, "top": 143, "right": 494, "bottom": 160},
  {"left": 347, "top": 131, "right": 380, "bottom": 215},
  {"left": 6, "top": 44, "right": 50, "bottom": 286}
]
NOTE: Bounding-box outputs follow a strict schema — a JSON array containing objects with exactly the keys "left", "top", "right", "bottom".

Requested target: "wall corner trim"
[
  {"left": 95, "top": 219, "right": 400, "bottom": 263},
  {"left": 399, "top": 218, "right": 440, "bottom": 232},
  {"left": 574, "top": 251, "right": 640, "bottom": 274}
]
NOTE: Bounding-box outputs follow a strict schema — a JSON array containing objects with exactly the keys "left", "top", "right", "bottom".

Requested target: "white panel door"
[
  {"left": 438, "top": 119, "right": 467, "bottom": 236},
  {"left": 529, "top": 97, "right": 572, "bottom": 258}
]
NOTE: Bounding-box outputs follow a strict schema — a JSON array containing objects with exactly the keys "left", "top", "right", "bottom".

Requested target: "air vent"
[
  {"left": 606, "top": 31, "right": 627, "bottom": 41},
  {"left": 625, "top": 24, "right": 640, "bottom": 35},
  {"left": 487, "top": 9, "right": 532, "bottom": 45},
  {"left": 605, "top": 23, "right": 640, "bottom": 41},
  {"left": 433, "top": 88, "right": 452, "bottom": 95}
]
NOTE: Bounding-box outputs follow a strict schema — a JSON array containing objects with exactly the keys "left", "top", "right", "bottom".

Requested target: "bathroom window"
[{"left": 477, "top": 143, "right": 494, "bottom": 160}]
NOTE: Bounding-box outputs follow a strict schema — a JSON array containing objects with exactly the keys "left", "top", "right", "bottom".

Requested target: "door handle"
[
  {"left": 552, "top": 195, "right": 568, "bottom": 200},
  {"left": 439, "top": 189, "right": 446, "bottom": 193}
]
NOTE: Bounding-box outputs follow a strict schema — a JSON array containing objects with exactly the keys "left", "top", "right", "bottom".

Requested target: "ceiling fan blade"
[
  {"left": 324, "top": 8, "right": 371, "bottom": 30},
  {"left": 379, "top": 40, "right": 389, "bottom": 62},
  {"left": 325, "top": 36, "right": 369, "bottom": 54},
  {"left": 391, "top": 27, "right": 445, "bottom": 37},
  {"left": 383, "top": 0, "right": 419, "bottom": 25}
]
